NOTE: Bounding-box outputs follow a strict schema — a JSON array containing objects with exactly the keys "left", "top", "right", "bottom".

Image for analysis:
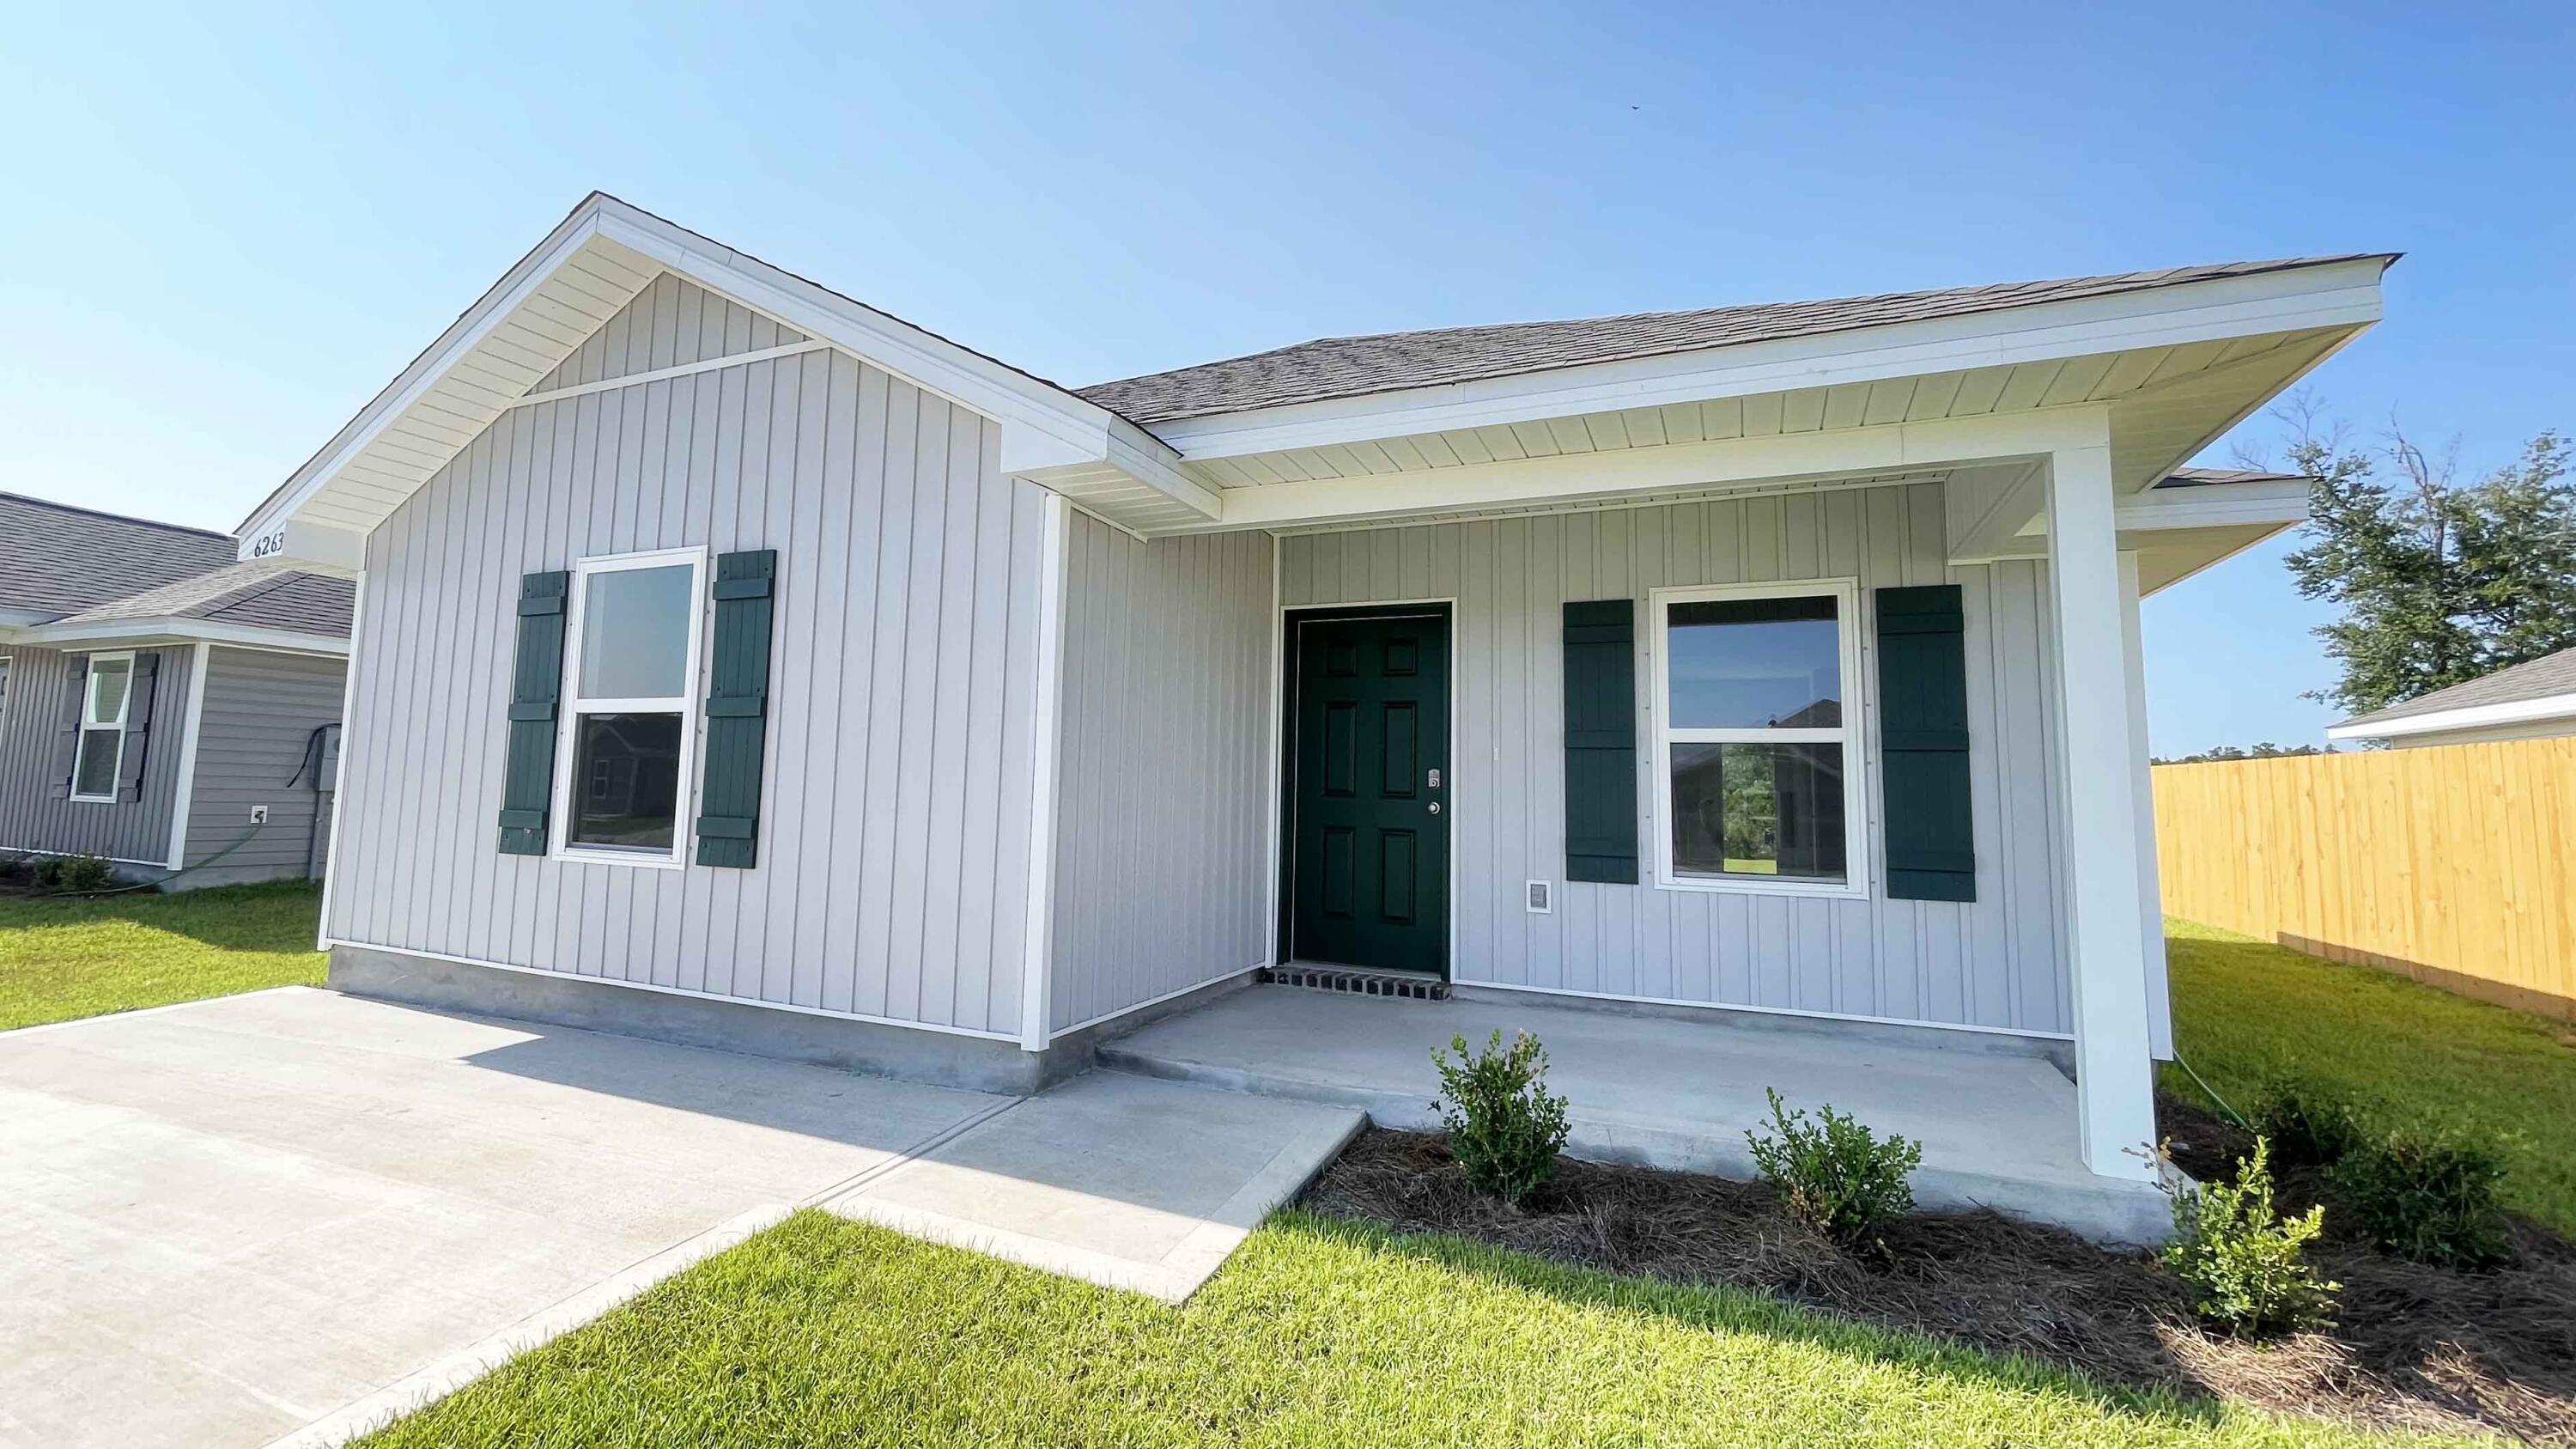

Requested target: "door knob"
[{"left": 1428, "top": 802, "right": 1442, "bottom": 815}]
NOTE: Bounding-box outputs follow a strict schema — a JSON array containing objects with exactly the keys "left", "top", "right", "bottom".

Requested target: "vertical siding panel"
[
  {"left": 887, "top": 391, "right": 950, "bottom": 1022},
  {"left": 853, "top": 381, "right": 914, "bottom": 1017},
  {"left": 920, "top": 406, "right": 982, "bottom": 1025},
  {"left": 954, "top": 420, "right": 1011, "bottom": 1031},
  {"left": 820, "top": 364, "right": 890, "bottom": 1014}
]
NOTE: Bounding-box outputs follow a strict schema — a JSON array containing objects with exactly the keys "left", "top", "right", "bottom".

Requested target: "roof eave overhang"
[
  {"left": 1139, "top": 256, "right": 2392, "bottom": 462},
  {"left": 15, "top": 615, "right": 350, "bottom": 656},
  {"left": 2330, "top": 691, "right": 2576, "bottom": 742},
  {"left": 237, "top": 195, "right": 1208, "bottom": 565}
]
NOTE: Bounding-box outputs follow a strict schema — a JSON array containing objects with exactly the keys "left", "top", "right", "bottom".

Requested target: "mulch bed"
[{"left": 1299, "top": 1099, "right": 2576, "bottom": 1444}]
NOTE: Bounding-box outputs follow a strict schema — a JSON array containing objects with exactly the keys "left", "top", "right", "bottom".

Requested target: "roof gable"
[{"left": 238, "top": 194, "right": 1208, "bottom": 560}]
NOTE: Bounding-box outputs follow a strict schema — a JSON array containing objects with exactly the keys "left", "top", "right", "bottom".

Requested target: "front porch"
[{"left": 1100, "top": 983, "right": 2171, "bottom": 1244}]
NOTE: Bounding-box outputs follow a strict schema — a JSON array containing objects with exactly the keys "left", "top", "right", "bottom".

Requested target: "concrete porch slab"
[
  {"left": 823, "top": 1072, "right": 1365, "bottom": 1303},
  {"left": 1098, "top": 985, "right": 2169, "bottom": 1244}
]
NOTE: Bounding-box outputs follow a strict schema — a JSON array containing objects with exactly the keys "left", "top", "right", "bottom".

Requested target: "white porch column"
[
  {"left": 2118, "top": 551, "right": 2174, "bottom": 1059},
  {"left": 2045, "top": 447, "right": 2160, "bottom": 1180}
]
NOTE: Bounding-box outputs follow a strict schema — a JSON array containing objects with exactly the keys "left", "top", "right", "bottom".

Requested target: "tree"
[
  {"left": 2236, "top": 392, "right": 2576, "bottom": 718},
  {"left": 2152, "top": 742, "right": 2336, "bottom": 766}
]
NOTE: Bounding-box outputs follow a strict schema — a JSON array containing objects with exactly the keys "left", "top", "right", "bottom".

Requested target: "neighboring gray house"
[
  {"left": 238, "top": 194, "right": 2390, "bottom": 1239},
  {"left": 0, "top": 493, "right": 353, "bottom": 886},
  {"left": 2329, "top": 643, "right": 2576, "bottom": 748}
]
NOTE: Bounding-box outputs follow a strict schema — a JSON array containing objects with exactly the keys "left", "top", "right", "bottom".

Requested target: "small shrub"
[
  {"left": 2330, "top": 1126, "right": 2511, "bottom": 1268},
  {"left": 2248, "top": 1077, "right": 2366, "bottom": 1166},
  {"left": 1431, "top": 1029, "right": 1571, "bottom": 1204},
  {"left": 27, "top": 856, "right": 64, "bottom": 890},
  {"left": 1745, "top": 1087, "right": 1923, "bottom": 1252},
  {"left": 2159, "top": 1136, "right": 2338, "bottom": 1338},
  {"left": 51, "top": 855, "right": 113, "bottom": 893}
]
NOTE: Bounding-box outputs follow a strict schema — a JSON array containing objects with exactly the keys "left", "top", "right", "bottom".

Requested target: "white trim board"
[
  {"left": 163, "top": 642, "right": 214, "bottom": 869},
  {"left": 18, "top": 616, "right": 350, "bottom": 657}
]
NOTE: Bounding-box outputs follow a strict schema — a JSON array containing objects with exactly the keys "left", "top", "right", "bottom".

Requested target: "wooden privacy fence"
[{"left": 2153, "top": 740, "right": 2576, "bottom": 1020}]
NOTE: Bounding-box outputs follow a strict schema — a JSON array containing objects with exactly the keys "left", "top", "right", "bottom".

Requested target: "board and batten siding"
[
  {"left": 0, "top": 643, "right": 191, "bottom": 865},
  {"left": 181, "top": 646, "right": 348, "bottom": 879},
  {"left": 1048, "top": 519, "right": 1274, "bottom": 1033},
  {"left": 327, "top": 309, "right": 1049, "bottom": 1038},
  {"left": 1279, "top": 484, "right": 2075, "bottom": 1037}
]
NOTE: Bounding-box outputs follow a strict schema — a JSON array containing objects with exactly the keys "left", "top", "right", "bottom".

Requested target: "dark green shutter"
[
  {"left": 1875, "top": 584, "right": 1975, "bottom": 901},
  {"left": 1563, "top": 599, "right": 1639, "bottom": 884},
  {"left": 696, "top": 549, "right": 776, "bottom": 868},
  {"left": 114, "top": 652, "right": 161, "bottom": 801},
  {"left": 496, "top": 570, "right": 569, "bottom": 855}
]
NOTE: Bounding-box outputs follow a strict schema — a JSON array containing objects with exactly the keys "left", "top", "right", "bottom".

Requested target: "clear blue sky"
[{"left": 3, "top": 3, "right": 2567, "bottom": 754}]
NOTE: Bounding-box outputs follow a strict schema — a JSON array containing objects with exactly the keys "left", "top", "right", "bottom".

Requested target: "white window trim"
[
  {"left": 1648, "top": 579, "right": 1871, "bottom": 900},
  {"left": 549, "top": 547, "right": 708, "bottom": 869},
  {"left": 69, "top": 649, "right": 137, "bottom": 805}
]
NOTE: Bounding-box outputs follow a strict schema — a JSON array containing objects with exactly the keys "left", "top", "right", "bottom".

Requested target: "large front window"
[
  {"left": 1653, "top": 581, "right": 1865, "bottom": 896},
  {"left": 554, "top": 550, "right": 703, "bottom": 864},
  {"left": 70, "top": 652, "right": 134, "bottom": 803}
]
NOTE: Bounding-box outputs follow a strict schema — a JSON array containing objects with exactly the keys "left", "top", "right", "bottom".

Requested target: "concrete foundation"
[{"left": 328, "top": 946, "right": 1255, "bottom": 1097}]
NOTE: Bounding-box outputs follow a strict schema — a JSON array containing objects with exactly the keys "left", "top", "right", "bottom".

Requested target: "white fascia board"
[
  {"left": 1145, "top": 259, "right": 2389, "bottom": 462},
  {"left": 589, "top": 208, "right": 1214, "bottom": 521},
  {"left": 2010, "top": 477, "right": 2312, "bottom": 539},
  {"left": 1203, "top": 406, "right": 2112, "bottom": 533},
  {"left": 17, "top": 616, "right": 350, "bottom": 657},
  {"left": 235, "top": 198, "right": 615, "bottom": 545},
  {"left": 239, "top": 519, "right": 368, "bottom": 572},
  {"left": 2328, "top": 691, "right": 2576, "bottom": 742}
]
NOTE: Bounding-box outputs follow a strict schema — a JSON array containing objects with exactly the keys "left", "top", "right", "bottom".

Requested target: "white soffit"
[{"left": 237, "top": 195, "right": 1210, "bottom": 560}]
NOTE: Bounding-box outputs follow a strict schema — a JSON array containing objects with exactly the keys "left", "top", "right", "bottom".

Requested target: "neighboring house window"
[
  {"left": 552, "top": 549, "right": 705, "bottom": 865},
  {"left": 1650, "top": 581, "right": 1867, "bottom": 898},
  {"left": 70, "top": 651, "right": 137, "bottom": 803}
]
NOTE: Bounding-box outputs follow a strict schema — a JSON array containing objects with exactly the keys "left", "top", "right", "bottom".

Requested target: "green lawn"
[
  {"left": 0, "top": 880, "right": 325, "bottom": 1030},
  {"left": 2159, "top": 915, "right": 2576, "bottom": 1236},
  {"left": 361, "top": 1209, "right": 2449, "bottom": 1449}
]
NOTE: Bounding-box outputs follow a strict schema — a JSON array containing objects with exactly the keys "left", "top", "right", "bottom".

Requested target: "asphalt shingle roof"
[
  {"left": 0, "top": 492, "right": 237, "bottom": 617},
  {"left": 2, "top": 493, "right": 354, "bottom": 641},
  {"left": 2338, "top": 646, "right": 2576, "bottom": 730},
  {"left": 52, "top": 560, "right": 355, "bottom": 638},
  {"left": 1077, "top": 256, "right": 2391, "bottom": 426}
]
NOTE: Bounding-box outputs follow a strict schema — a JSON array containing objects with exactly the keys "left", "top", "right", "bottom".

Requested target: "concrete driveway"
[{"left": 0, "top": 987, "right": 1010, "bottom": 1448}]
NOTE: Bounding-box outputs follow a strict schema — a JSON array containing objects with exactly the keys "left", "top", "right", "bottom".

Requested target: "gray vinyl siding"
[
  {"left": 0, "top": 643, "right": 191, "bottom": 865},
  {"left": 327, "top": 338, "right": 1047, "bottom": 1038},
  {"left": 528, "top": 273, "right": 806, "bottom": 395},
  {"left": 181, "top": 647, "right": 347, "bottom": 879},
  {"left": 1279, "top": 484, "right": 2074, "bottom": 1037},
  {"left": 1048, "top": 521, "right": 1274, "bottom": 1032}
]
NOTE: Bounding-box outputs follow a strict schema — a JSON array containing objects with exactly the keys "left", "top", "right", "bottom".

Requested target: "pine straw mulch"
[{"left": 1298, "top": 1099, "right": 2576, "bottom": 1445}]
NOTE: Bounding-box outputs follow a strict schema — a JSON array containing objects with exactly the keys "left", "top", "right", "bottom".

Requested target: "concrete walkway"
[
  {"left": 0, "top": 988, "right": 1357, "bottom": 1449},
  {"left": 1101, "top": 984, "right": 2169, "bottom": 1243}
]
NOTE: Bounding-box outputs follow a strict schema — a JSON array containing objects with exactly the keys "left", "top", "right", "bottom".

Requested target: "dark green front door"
[{"left": 1287, "top": 611, "right": 1449, "bottom": 975}]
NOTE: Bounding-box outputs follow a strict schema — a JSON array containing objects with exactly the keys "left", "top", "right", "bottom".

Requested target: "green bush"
[
  {"left": 1745, "top": 1087, "right": 1923, "bottom": 1252},
  {"left": 2330, "top": 1126, "right": 2511, "bottom": 1268},
  {"left": 1431, "top": 1029, "right": 1571, "bottom": 1204},
  {"left": 2247, "top": 1077, "right": 2366, "bottom": 1166},
  {"left": 51, "top": 855, "right": 113, "bottom": 893},
  {"left": 2160, "top": 1136, "right": 2338, "bottom": 1338}
]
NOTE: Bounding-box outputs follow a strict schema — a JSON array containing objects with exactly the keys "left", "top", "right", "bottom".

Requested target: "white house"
[
  {"left": 2329, "top": 644, "right": 2576, "bottom": 747},
  {"left": 238, "top": 194, "right": 2385, "bottom": 1239}
]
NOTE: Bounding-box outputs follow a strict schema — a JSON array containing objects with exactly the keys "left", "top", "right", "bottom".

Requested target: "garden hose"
[
  {"left": 8, "top": 821, "right": 269, "bottom": 898},
  {"left": 2172, "top": 1049, "right": 2251, "bottom": 1131}
]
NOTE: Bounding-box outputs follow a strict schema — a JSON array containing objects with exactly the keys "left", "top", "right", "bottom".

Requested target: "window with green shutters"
[{"left": 496, "top": 571, "right": 569, "bottom": 855}]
